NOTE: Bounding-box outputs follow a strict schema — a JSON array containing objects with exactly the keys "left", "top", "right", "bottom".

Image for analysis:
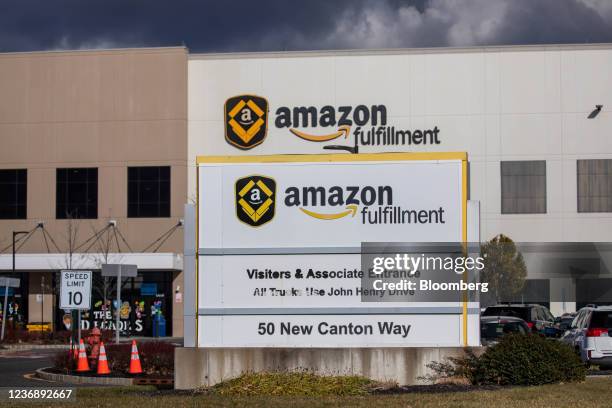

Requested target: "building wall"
[
  {"left": 187, "top": 44, "right": 612, "bottom": 243},
  {"left": 0, "top": 47, "right": 189, "bottom": 335},
  {"left": 0, "top": 47, "right": 188, "bottom": 254}
]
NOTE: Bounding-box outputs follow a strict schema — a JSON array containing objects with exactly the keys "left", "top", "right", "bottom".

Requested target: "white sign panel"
[
  {"left": 198, "top": 155, "right": 464, "bottom": 250},
  {"left": 0, "top": 277, "right": 20, "bottom": 288},
  {"left": 199, "top": 254, "right": 459, "bottom": 310},
  {"left": 60, "top": 270, "right": 92, "bottom": 310},
  {"left": 196, "top": 154, "right": 474, "bottom": 348},
  {"left": 199, "top": 314, "right": 461, "bottom": 348}
]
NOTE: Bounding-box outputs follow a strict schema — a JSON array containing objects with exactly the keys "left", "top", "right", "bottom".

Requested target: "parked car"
[
  {"left": 550, "top": 313, "right": 576, "bottom": 337},
  {"left": 560, "top": 306, "right": 612, "bottom": 369},
  {"left": 482, "top": 304, "right": 556, "bottom": 335},
  {"left": 540, "top": 313, "right": 577, "bottom": 338},
  {"left": 481, "top": 316, "right": 530, "bottom": 345}
]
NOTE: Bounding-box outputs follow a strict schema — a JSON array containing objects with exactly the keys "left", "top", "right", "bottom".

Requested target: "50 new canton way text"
[{"left": 257, "top": 321, "right": 411, "bottom": 338}]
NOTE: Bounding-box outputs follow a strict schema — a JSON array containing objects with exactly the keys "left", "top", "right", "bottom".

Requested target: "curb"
[
  {"left": 0, "top": 344, "right": 70, "bottom": 352},
  {"left": 35, "top": 367, "right": 134, "bottom": 386}
]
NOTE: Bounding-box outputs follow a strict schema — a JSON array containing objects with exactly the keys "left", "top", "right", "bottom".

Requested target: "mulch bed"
[{"left": 44, "top": 367, "right": 171, "bottom": 380}]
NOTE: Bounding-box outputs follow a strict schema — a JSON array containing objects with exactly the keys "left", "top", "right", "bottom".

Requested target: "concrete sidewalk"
[{"left": 0, "top": 336, "right": 183, "bottom": 352}]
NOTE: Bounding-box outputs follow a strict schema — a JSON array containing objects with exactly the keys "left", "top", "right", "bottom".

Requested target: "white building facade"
[{"left": 187, "top": 44, "right": 612, "bottom": 316}]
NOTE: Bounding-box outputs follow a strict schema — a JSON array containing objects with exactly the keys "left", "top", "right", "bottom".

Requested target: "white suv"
[{"left": 560, "top": 306, "right": 612, "bottom": 368}]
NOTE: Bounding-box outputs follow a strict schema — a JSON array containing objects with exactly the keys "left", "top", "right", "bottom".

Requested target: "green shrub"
[
  {"left": 207, "top": 371, "right": 387, "bottom": 396},
  {"left": 426, "top": 334, "right": 586, "bottom": 386},
  {"left": 478, "top": 334, "right": 586, "bottom": 385}
]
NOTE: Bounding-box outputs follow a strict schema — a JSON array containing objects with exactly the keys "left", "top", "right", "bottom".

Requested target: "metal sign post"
[
  {"left": 101, "top": 264, "right": 137, "bottom": 344},
  {"left": 1, "top": 286, "right": 6, "bottom": 339},
  {"left": 59, "top": 270, "right": 92, "bottom": 345},
  {"left": 0, "top": 277, "right": 20, "bottom": 341},
  {"left": 116, "top": 265, "right": 121, "bottom": 345}
]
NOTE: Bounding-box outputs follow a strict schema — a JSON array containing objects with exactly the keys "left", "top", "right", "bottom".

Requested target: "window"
[
  {"left": 0, "top": 169, "right": 27, "bottom": 219},
  {"left": 577, "top": 159, "right": 612, "bottom": 213},
  {"left": 501, "top": 161, "right": 546, "bottom": 214},
  {"left": 128, "top": 166, "right": 170, "bottom": 218},
  {"left": 590, "top": 311, "right": 612, "bottom": 329},
  {"left": 575, "top": 311, "right": 588, "bottom": 329},
  {"left": 543, "top": 308, "right": 555, "bottom": 322},
  {"left": 56, "top": 168, "right": 98, "bottom": 219}
]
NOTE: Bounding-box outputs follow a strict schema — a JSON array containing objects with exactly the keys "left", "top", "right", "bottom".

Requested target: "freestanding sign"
[
  {"left": 101, "top": 264, "right": 137, "bottom": 344},
  {"left": 196, "top": 152, "right": 477, "bottom": 348},
  {"left": 59, "top": 270, "right": 92, "bottom": 310},
  {"left": 0, "top": 277, "right": 20, "bottom": 341}
]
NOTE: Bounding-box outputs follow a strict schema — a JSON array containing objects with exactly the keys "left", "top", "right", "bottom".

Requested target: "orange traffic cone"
[
  {"left": 128, "top": 340, "right": 142, "bottom": 374},
  {"left": 76, "top": 339, "right": 90, "bottom": 372},
  {"left": 97, "top": 342, "right": 111, "bottom": 375}
]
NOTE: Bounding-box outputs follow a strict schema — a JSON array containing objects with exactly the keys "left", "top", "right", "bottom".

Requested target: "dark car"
[
  {"left": 482, "top": 304, "right": 555, "bottom": 335},
  {"left": 549, "top": 314, "right": 576, "bottom": 337},
  {"left": 543, "top": 315, "right": 575, "bottom": 338},
  {"left": 481, "top": 316, "right": 530, "bottom": 345}
]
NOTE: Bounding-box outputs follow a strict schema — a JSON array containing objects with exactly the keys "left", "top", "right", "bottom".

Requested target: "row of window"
[
  {"left": 1, "top": 160, "right": 610, "bottom": 219},
  {"left": 0, "top": 166, "right": 170, "bottom": 219},
  {"left": 502, "top": 159, "right": 612, "bottom": 214}
]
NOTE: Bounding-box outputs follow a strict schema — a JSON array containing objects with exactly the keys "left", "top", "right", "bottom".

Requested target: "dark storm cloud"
[{"left": 0, "top": 0, "right": 611, "bottom": 53}]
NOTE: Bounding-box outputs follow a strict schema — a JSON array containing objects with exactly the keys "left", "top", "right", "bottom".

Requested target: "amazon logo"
[
  {"left": 284, "top": 185, "right": 393, "bottom": 221},
  {"left": 223, "top": 96, "right": 443, "bottom": 150},
  {"left": 275, "top": 104, "right": 387, "bottom": 143},
  {"left": 223, "top": 96, "right": 389, "bottom": 150}
]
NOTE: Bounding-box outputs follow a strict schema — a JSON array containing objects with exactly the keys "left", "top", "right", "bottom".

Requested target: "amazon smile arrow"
[
  {"left": 290, "top": 125, "right": 351, "bottom": 142},
  {"left": 299, "top": 204, "right": 358, "bottom": 220}
]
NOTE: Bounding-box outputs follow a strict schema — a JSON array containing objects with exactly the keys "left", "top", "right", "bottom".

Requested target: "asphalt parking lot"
[{"left": 0, "top": 348, "right": 59, "bottom": 387}]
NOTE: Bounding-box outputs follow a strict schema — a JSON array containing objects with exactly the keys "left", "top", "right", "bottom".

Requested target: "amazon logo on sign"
[
  {"left": 284, "top": 185, "right": 392, "bottom": 221},
  {"left": 234, "top": 175, "right": 447, "bottom": 227}
]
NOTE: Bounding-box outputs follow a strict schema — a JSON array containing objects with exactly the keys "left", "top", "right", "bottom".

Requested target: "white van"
[{"left": 560, "top": 306, "right": 612, "bottom": 368}]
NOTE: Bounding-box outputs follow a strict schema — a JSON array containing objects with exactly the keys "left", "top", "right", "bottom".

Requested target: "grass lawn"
[{"left": 8, "top": 377, "right": 612, "bottom": 408}]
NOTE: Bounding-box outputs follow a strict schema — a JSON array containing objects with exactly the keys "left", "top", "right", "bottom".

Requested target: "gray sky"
[{"left": 1, "top": 0, "right": 612, "bottom": 52}]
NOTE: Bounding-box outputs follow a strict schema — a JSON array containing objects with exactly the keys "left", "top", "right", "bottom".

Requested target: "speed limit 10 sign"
[{"left": 60, "top": 270, "right": 92, "bottom": 310}]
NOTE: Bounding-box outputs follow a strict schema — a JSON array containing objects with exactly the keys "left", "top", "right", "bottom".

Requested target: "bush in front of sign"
[
  {"left": 425, "top": 334, "right": 585, "bottom": 386},
  {"left": 476, "top": 334, "right": 586, "bottom": 385}
]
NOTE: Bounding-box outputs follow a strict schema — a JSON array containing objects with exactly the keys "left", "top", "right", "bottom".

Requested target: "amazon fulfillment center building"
[{"left": 1, "top": 43, "right": 612, "bottom": 349}]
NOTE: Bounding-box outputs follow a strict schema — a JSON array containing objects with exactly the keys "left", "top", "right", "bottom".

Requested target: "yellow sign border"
[
  {"left": 195, "top": 151, "right": 469, "bottom": 346},
  {"left": 197, "top": 152, "right": 466, "bottom": 164}
]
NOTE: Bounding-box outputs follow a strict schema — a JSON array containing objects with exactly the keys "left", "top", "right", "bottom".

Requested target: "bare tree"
[
  {"left": 47, "top": 216, "right": 86, "bottom": 336},
  {"left": 49, "top": 216, "right": 85, "bottom": 271},
  {"left": 87, "top": 224, "right": 124, "bottom": 328}
]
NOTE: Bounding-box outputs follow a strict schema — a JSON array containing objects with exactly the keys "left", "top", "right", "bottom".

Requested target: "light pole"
[
  {"left": 41, "top": 275, "right": 45, "bottom": 330},
  {"left": 10, "top": 231, "right": 28, "bottom": 331}
]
